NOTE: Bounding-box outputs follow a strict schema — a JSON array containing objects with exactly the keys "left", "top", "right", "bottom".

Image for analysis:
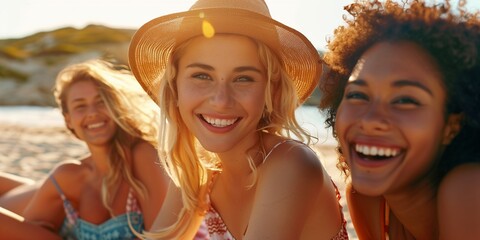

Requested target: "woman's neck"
[
  {"left": 384, "top": 179, "right": 439, "bottom": 239},
  {"left": 86, "top": 144, "right": 111, "bottom": 175},
  {"left": 217, "top": 147, "right": 261, "bottom": 180},
  {"left": 216, "top": 133, "right": 265, "bottom": 178}
]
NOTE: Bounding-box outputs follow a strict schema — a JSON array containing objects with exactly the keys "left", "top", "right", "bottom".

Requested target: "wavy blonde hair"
[
  {"left": 53, "top": 59, "right": 159, "bottom": 214},
  {"left": 144, "top": 34, "right": 312, "bottom": 238}
]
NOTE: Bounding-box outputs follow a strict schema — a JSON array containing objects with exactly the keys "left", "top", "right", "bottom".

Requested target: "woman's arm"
[
  {"left": 438, "top": 163, "right": 480, "bottom": 240},
  {"left": 150, "top": 181, "right": 184, "bottom": 230},
  {"left": 0, "top": 205, "right": 61, "bottom": 239},
  {"left": 134, "top": 142, "right": 206, "bottom": 239},
  {"left": 147, "top": 181, "right": 205, "bottom": 239},
  {"left": 0, "top": 172, "right": 38, "bottom": 215},
  {"left": 132, "top": 141, "right": 171, "bottom": 230},
  {"left": 22, "top": 161, "right": 82, "bottom": 232},
  {"left": 0, "top": 172, "right": 35, "bottom": 194}
]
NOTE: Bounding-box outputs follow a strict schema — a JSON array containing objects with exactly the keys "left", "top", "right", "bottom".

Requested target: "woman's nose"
[
  {"left": 86, "top": 104, "right": 100, "bottom": 117},
  {"left": 359, "top": 102, "right": 390, "bottom": 133},
  {"left": 209, "top": 82, "right": 233, "bottom": 108}
]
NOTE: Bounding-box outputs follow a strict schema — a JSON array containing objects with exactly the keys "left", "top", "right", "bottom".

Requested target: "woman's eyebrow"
[
  {"left": 393, "top": 79, "right": 433, "bottom": 96},
  {"left": 185, "top": 63, "right": 262, "bottom": 74},
  {"left": 186, "top": 63, "right": 214, "bottom": 71}
]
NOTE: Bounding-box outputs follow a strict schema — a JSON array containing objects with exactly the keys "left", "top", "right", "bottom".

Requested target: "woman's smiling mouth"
[
  {"left": 354, "top": 143, "right": 402, "bottom": 161},
  {"left": 201, "top": 115, "right": 239, "bottom": 128}
]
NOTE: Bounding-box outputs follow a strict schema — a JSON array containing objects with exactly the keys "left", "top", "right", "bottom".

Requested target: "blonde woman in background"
[{"left": 0, "top": 59, "right": 171, "bottom": 239}]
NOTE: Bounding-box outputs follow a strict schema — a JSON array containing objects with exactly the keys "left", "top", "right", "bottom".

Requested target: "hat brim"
[{"left": 129, "top": 8, "right": 321, "bottom": 105}]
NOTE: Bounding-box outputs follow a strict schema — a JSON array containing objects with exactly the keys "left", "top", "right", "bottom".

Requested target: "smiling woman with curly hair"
[{"left": 319, "top": 0, "right": 480, "bottom": 239}]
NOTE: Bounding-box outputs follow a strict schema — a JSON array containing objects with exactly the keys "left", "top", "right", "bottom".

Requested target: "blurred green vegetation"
[
  {"left": 0, "top": 24, "right": 135, "bottom": 84},
  {"left": 0, "top": 24, "right": 134, "bottom": 60},
  {"left": 0, "top": 65, "right": 27, "bottom": 82}
]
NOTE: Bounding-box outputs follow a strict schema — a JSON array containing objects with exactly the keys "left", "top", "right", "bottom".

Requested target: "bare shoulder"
[
  {"left": 45, "top": 158, "right": 90, "bottom": 192},
  {"left": 29, "top": 159, "right": 86, "bottom": 193},
  {"left": 262, "top": 140, "right": 323, "bottom": 176},
  {"left": 50, "top": 159, "right": 86, "bottom": 179},
  {"left": 258, "top": 139, "right": 326, "bottom": 193},
  {"left": 131, "top": 140, "right": 164, "bottom": 179},
  {"left": 132, "top": 140, "right": 157, "bottom": 153},
  {"left": 130, "top": 140, "right": 168, "bottom": 189},
  {"left": 249, "top": 140, "right": 339, "bottom": 239},
  {"left": 130, "top": 141, "right": 169, "bottom": 229},
  {"left": 438, "top": 163, "right": 480, "bottom": 205},
  {"left": 131, "top": 141, "right": 159, "bottom": 168},
  {"left": 22, "top": 158, "right": 88, "bottom": 227},
  {"left": 52, "top": 159, "right": 83, "bottom": 171},
  {"left": 439, "top": 163, "right": 480, "bottom": 194},
  {"left": 438, "top": 163, "right": 480, "bottom": 239}
]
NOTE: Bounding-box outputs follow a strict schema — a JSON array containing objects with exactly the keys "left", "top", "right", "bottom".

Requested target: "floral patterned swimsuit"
[{"left": 203, "top": 140, "right": 349, "bottom": 240}]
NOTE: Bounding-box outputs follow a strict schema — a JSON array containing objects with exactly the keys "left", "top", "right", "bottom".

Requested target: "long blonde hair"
[
  {"left": 144, "top": 35, "right": 312, "bottom": 238},
  {"left": 54, "top": 59, "right": 159, "bottom": 214}
]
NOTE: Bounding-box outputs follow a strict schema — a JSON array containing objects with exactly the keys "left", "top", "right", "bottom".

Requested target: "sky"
[{"left": 2, "top": 0, "right": 480, "bottom": 51}]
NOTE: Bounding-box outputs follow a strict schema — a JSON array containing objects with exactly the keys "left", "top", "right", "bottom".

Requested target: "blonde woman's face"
[
  {"left": 335, "top": 41, "right": 452, "bottom": 196},
  {"left": 64, "top": 80, "right": 117, "bottom": 146},
  {"left": 176, "top": 35, "right": 267, "bottom": 153}
]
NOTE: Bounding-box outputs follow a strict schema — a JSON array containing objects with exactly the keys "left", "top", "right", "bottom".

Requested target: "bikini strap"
[
  {"left": 381, "top": 198, "right": 390, "bottom": 240},
  {"left": 49, "top": 175, "right": 67, "bottom": 201},
  {"left": 49, "top": 175, "right": 78, "bottom": 225},
  {"left": 263, "top": 139, "right": 298, "bottom": 163},
  {"left": 126, "top": 188, "right": 141, "bottom": 214}
]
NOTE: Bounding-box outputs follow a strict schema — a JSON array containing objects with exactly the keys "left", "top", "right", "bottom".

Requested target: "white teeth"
[
  {"left": 362, "top": 145, "right": 369, "bottom": 154},
  {"left": 385, "top": 148, "right": 392, "bottom": 156},
  {"left": 87, "top": 122, "right": 105, "bottom": 129},
  {"left": 203, "top": 116, "right": 237, "bottom": 127},
  {"left": 391, "top": 149, "right": 398, "bottom": 156},
  {"left": 370, "top": 146, "right": 378, "bottom": 155},
  {"left": 355, "top": 144, "right": 400, "bottom": 157},
  {"left": 378, "top": 148, "right": 385, "bottom": 156}
]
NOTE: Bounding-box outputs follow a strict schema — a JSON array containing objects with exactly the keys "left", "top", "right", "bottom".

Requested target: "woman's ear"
[{"left": 442, "top": 113, "right": 464, "bottom": 145}]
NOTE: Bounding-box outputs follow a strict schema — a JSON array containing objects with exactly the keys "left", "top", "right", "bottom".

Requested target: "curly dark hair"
[{"left": 319, "top": 0, "right": 480, "bottom": 182}]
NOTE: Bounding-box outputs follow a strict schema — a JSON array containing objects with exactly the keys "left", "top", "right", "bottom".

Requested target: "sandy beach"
[{"left": 0, "top": 122, "right": 358, "bottom": 239}]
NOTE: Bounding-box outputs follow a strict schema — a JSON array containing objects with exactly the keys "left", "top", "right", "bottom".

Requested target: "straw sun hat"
[{"left": 129, "top": 0, "right": 322, "bottom": 105}]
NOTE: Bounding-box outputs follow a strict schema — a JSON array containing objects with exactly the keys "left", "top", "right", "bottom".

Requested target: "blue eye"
[
  {"left": 192, "top": 73, "right": 211, "bottom": 80},
  {"left": 236, "top": 76, "right": 254, "bottom": 82}
]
